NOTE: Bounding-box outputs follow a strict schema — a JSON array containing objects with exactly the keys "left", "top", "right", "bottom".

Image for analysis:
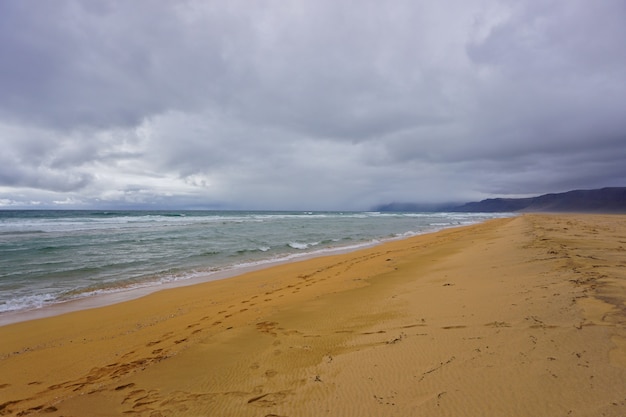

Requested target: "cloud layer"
[{"left": 1, "top": 0, "right": 625, "bottom": 209}]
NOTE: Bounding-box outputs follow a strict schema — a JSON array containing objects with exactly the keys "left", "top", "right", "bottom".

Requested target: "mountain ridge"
[{"left": 375, "top": 187, "right": 626, "bottom": 213}]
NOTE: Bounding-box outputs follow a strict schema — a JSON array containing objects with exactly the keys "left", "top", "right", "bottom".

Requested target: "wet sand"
[{"left": 1, "top": 214, "right": 625, "bottom": 416}]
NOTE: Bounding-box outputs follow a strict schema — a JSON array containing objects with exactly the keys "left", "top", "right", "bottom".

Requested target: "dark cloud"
[
  {"left": 0, "top": 1, "right": 227, "bottom": 129},
  {"left": 0, "top": 0, "right": 624, "bottom": 209}
]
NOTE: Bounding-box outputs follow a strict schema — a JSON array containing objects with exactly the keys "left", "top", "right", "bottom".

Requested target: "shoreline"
[
  {"left": 0, "top": 232, "right": 385, "bottom": 327},
  {"left": 0, "top": 220, "right": 489, "bottom": 327},
  {"left": 1, "top": 214, "right": 625, "bottom": 416}
]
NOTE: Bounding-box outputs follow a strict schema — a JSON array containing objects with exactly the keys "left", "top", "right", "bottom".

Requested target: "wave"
[
  {"left": 0, "top": 293, "right": 56, "bottom": 313},
  {"left": 288, "top": 241, "right": 321, "bottom": 250},
  {"left": 235, "top": 246, "right": 272, "bottom": 255}
]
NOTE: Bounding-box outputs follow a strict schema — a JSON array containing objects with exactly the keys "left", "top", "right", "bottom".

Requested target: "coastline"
[
  {"left": 1, "top": 214, "right": 625, "bottom": 416},
  {"left": 0, "top": 222, "right": 460, "bottom": 327},
  {"left": 1, "top": 210, "right": 502, "bottom": 323},
  {"left": 0, "top": 240, "right": 386, "bottom": 327}
]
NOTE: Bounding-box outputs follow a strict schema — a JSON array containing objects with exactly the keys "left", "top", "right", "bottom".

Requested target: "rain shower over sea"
[{"left": 0, "top": 210, "right": 510, "bottom": 318}]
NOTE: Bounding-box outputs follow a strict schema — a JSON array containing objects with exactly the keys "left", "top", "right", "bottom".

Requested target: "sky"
[{"left": 0, "top": 0, "right": 625, "bottom": 210}]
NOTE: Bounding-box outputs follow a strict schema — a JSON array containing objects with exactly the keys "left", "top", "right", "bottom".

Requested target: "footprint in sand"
[
  {"left": 247, "top": 391, "right": 289, "bottom": 407},
  {"left": 121, "top": 350, "right": 136, "bottom": 358},
  {"left": 485, "top": 321, "right": 511, "bottom": 328},
  {"left": 23, "top": 406, "right": 57, "bottom": 413},
  {"left": 361, "top": 330, "right": 386, "bottom": 335},
  {"left": 402, "top": 322, "right": 427, "bottom": 329}
]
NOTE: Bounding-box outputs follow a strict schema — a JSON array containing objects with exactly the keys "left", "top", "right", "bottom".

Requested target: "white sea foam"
[
  {"left": 0, "top": 293, "right": 56, "bottom": 313},
  {"left": 289, "top": 242, "right": 310, "bottom": 250}
]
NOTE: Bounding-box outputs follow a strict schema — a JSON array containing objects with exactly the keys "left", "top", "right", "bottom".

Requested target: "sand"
[{"left": 1, "top": 214, "right": 625, "bottom": 416}]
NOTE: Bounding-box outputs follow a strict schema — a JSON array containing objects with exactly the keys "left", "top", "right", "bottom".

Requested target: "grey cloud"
[
  {"left": 377, "top": 0, "right": 626, "bottom": 183},
  {"left": 225, "top": 1, "right": 464, "bottom": 140},
  {"left": 467, "top": 1, "right": 626, "bottom": 79},
  {"left": 0, "top": 154, "right": 93, "bottom": 192},
  {"left": 0, "top": 1, "right": 231, "bottom": 129},
  {"left": 0, "top": 1, "right": 470, "bottom": 138},
  {"left": 464, "top": 0, "right": 626, "bottom": 150},
  {"left": 0, "top": 0, "right": 624, "bottom": 209}
]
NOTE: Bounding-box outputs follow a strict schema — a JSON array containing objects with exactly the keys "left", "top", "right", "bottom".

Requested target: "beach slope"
[{"left": 1, "top": 214, "right": 625, "bottom": 416}]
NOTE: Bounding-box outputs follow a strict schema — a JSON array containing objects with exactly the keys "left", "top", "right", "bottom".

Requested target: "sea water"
[{"left": 0, "top": 210, "right": 510, "bottom": 317}]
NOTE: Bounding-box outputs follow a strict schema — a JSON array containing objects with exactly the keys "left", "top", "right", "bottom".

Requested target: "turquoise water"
[{"left": 0, "top": 210, "right": 509, "bottom": 315}]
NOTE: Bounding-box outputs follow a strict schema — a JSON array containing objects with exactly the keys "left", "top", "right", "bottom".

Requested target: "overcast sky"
[{"left": 0, "top": 0, "right": 625, "bottom": 210}]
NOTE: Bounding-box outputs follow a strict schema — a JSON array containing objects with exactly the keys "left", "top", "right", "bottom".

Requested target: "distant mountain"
[
  {"left": 453, "top": 187, "right": 626, "bottom": 213},
  {"left": 375, "top": 187, "right": 626, "bottom": 213}
]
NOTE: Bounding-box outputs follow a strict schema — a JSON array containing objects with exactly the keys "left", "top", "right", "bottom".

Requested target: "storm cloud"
[{"left": 1, "top": 0, "right": 624, "bottom": 209}]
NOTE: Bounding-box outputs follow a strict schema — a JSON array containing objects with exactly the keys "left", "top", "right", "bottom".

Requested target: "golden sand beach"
[{"left": 1, "top": 214, "right": 625, "bottom": 416}]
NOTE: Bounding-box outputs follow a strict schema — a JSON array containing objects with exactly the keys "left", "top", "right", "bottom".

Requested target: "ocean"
[{"left": 0, "top": 210, "right": 510, "bottom": 319}]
